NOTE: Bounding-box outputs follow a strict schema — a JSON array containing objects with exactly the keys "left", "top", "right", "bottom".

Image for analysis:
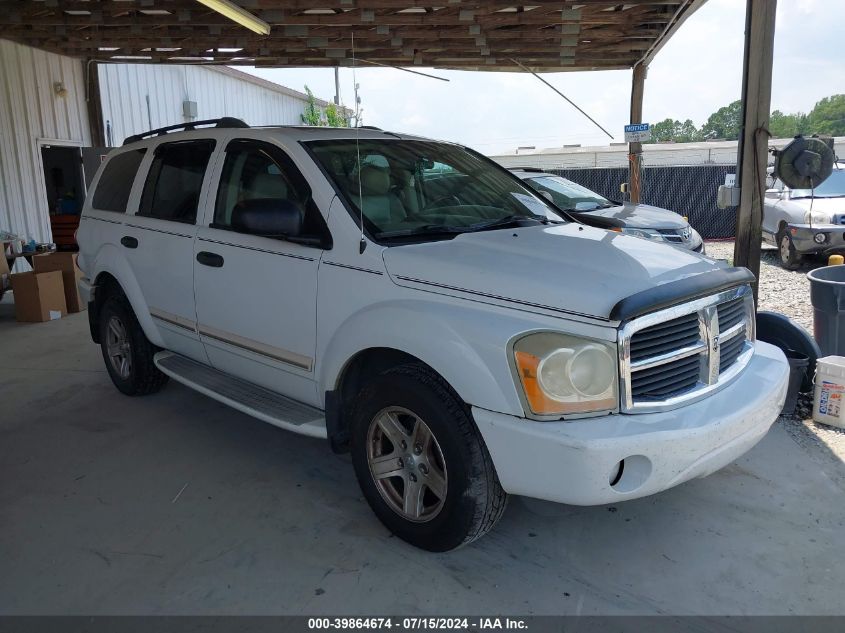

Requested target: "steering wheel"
[{"left": 422, "top": 194, "right": 462, "bottom": 212}]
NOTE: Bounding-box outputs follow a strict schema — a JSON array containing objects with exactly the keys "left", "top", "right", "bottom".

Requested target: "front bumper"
[
  {"left": 789, "top": 223, "right": 845, "bottom": 255},
  {"left": 473, "top": 341, "right": 788, "bottom": 505}
]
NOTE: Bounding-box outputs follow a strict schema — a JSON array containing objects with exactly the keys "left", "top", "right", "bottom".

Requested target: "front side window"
[
  {"left": 214, "top": 141, "right": 309, "bottom": 229},
  {"left": 138, "top": 140, "right": 215, "bottom": 223},
  {"left": 524, "top": 175, "right": 613, "bottom": 212},
  {"left": 307, "top": 139, "right": 563, "bottom": 242},
  {"left": 91, "top": 149, "right": 146, "bottom": 213}
]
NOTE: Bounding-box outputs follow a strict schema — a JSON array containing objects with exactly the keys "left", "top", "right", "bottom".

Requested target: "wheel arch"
[
  {"left": 88, "top": 245, "right": 164, "bottom": 347},
  {"left": 319, "top": 301, "right": 526, "bottom": 453}
]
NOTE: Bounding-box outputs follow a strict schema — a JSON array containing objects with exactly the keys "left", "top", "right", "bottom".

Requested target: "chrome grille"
[
  {"left": 619, "top": 285, "right": 755, "bottom": 413},
  {"left": 656, "top": 227, "right": 693, "bottom": 243}
]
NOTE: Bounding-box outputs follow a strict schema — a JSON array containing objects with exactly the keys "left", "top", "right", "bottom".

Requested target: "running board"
[{"left": 154, "top": 351, "right": 326, "bottom": 439}]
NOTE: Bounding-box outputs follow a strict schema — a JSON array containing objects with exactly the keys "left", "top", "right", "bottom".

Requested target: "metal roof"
[{"left": 0, "top": 1, "right": 706, "bottom": 72}]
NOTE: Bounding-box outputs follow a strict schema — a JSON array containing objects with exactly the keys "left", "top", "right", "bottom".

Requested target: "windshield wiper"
[
  {"left": 468, "top": 214, "right": 552, "bottom": 232},
  {"left": 376, "top": 224, "right": 471, "bottom": 241}
]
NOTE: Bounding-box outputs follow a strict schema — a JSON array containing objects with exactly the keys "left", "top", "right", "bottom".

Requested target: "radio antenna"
[{"left": 352, "top": 32, "right": 366, "bottom": 254}]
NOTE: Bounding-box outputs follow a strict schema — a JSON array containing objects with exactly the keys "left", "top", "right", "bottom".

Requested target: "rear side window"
[
  {"left": 138, "top": 140, "right": 215, "bottom": 224},
  {"left": 91, "top": 149, "right": 146, "bottom": 213}
]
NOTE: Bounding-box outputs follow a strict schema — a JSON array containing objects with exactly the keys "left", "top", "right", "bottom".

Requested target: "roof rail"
[
  {"left": 123, "top": 117, "right": 249, "bottom": 145},
  {"left": 509, "top": 166, "right": 547, "bottom": 173}
]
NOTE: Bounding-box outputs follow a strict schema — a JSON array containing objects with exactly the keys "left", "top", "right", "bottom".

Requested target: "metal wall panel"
[
  {"left": 99, "top": 64, "right": 315, "bottom": 146},
  {"left": 0, "top": 39, "right": 91, "bottom": 248},
  {"left": 492, "top": 137, "right": 845, "bottom": 170}
]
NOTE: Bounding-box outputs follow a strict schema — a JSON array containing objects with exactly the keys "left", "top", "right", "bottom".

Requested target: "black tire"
[
  {"left": 777, "top": 229, "right": 803, "bottom": 270},
  {"left": 350, "top": 363, "right": 507, "bottom": 551},
  {"left": 99, "top": 293, "right": 168, "bottom": 396}
]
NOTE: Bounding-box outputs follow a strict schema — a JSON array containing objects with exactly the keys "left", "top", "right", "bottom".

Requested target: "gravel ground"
[{"left": 706, "top": 240, "right": 845, "bottom": 478}]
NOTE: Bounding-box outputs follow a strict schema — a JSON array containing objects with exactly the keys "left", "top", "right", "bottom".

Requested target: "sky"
[{"left": 243, "top": 0, "right": 845, "bottom": 156}]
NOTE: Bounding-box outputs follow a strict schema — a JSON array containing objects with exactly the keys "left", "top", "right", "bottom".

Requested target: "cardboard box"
[
  {"left": 10, "top": 271, "right": 67, "bottom": 322},
  {"left": 32, "top": 252, "right": 86, "bottom": 313}
]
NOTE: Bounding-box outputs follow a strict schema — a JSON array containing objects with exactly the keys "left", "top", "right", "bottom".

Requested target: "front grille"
[
  {"left": 619, "top": 286, "right": 755, "bottom": 413},
  {"left": 629, "top": 313, "right": 701, "bottom": 399},
  {"left": 656, "top": 228, "right": 684, "bottom": 243}
]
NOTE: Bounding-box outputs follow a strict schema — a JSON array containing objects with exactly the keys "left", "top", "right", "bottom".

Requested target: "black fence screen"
[{"left": 548, "top": 165, "right": 738, "bottom": 239}]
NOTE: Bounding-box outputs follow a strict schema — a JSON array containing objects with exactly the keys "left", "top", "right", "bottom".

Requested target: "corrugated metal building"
[
  {"left": 0, "top": 39, "right": 92, "bottom": 247},
  {"left": 0, "top": 39, "right": 339, "bottom": 254},
  {"left": 490, "top": 137, "right": 845, "bottom": 170},
  {"left": 99, "top": 64, "right": 336, "bottom": 148}
]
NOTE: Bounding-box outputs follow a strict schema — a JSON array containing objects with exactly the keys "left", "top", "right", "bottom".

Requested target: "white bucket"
[{"left": 813, "top": 355, "right": 845, "bottom": 429}]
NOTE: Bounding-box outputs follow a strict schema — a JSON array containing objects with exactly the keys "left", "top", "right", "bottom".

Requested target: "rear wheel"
[
  {"left": 350, "top": 363, "right": 507, "bottom": 551},
  {"left": 99, "top": 294, "right": 168, "bottom": 396},
  {"left": 777, "top": 229, "right": 803, "bottom": 270}
]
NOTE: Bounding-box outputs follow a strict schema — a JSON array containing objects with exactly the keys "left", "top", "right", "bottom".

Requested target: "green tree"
[
  {"left": 325, "top": 101, "right": 348, "bottom": 127},
  {"left": 769, "top": 110, "right": 808, "bottom": 138},
  {"left": 699, "top": 99, "right": 743, "bottom": 140},
  {"left": 806, "top": 94, "right": 845, "bottom": 136},
  {"left": 301, "top": 85, "right": 324, "bottom": 126},
  {"left": 647, "top": 118, "right": 701, "bottom": 143}
]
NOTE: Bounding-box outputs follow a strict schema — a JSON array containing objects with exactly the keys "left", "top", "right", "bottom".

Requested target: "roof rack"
[
  {"left": 509, "top": 166, "right": 547, "bottom": 173},
  {"left": 123, "top": 117, "right": 249, "bottom": 145}
]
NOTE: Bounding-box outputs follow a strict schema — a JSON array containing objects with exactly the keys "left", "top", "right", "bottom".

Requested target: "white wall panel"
[
  {"left": 0, "top": 39, "right": 90, "bottom": 247},
  {"left": 100, "top": 64, "right": 319, "bottom": 145},
  {"left": 491, "top": 137, "right": 845, "bottom": 171}
]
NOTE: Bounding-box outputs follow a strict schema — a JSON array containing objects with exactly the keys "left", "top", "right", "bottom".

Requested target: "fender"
[
  {"left": 317, "top": 297, "right": 587, "bottom": 418},
  {"left": 90, "top": 243, "right": 165, "bottom": 347}
]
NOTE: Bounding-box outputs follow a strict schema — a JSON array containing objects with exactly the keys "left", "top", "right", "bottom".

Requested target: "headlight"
[
  {"left": 804, "top": 210, "right": 832, "bottom": 225},
  {"left": 512, "top": 332, "right": 618, "bottom": 417},
  {"left": 621, "top": 227, "right": 664, "bottom": 242}
]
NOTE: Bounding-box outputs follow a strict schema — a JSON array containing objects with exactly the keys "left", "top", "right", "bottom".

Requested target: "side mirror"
[
  {"left": 539, "top": 191, "right": 554, "bottom": 203},
  {"left": 764, "top": 189, "right": 782, "bottom": 199},
  {"left": 231, "top": 198, "right": 303, "bottom": 238}
]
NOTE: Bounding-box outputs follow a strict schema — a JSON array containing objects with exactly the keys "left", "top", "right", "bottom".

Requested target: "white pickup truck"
[{"left": 76, "top": 119, "right": 789, "bottom": 551}]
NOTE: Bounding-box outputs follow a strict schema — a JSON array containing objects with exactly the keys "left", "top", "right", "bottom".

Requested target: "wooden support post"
[
  {"left": 733, "top": 0, "right": 777, "bottom": 304},
  {"left": 628, "top": 63, "right": 647, "bottom": 204},
  {"left": 85, "top": 60, "right": 106, "bottom": 147}
]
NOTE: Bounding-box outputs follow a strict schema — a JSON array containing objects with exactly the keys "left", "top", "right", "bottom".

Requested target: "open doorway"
[{"left": 40, "top": 144, "right": 85, "bottom": 251}]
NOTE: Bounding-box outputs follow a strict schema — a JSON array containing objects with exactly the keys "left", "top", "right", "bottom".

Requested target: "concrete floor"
[{"left": 1, "top": 295, "right": 844, "bottom": 616}]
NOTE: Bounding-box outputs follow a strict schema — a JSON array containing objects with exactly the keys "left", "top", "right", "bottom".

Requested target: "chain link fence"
[{"left": 548, "top": 165, "right": 737, "bottom": 239}]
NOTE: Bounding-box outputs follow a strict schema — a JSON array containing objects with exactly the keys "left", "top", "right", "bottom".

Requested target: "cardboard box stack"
[
  {"left": 32, "top": 252, "right": 86, "bottom": 313},
  {"left": 10, "top": 271, "right": 67, "bottom": 322}
]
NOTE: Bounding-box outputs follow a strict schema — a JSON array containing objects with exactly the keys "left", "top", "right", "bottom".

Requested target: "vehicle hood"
[
  {"left": 784, "top": 197, "right": 845, "bottom": 215},
  {"left": 382, "top": 224, "right": 726, "bottom": 320},
  {"left": 577, "top": 202, "right": 688, "bottom": 229}
]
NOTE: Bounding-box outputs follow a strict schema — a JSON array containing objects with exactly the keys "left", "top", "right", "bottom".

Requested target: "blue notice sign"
[{"left": 624, "top": 123, "right": 651, "bottom": 142}]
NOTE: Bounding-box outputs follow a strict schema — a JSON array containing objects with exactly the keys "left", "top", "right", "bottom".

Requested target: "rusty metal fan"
[{"left": 773, "top": 135, "right": 835, "bottom": 190}]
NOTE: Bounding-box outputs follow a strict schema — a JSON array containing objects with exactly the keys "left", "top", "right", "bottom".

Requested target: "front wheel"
[
  {"left": 99, "top": 294, "right": 168, "bottom": 396},
  {"left": 778, "top": 230, "right": 804, "bottom": 270},
  {"left": 350, "top": 364, "right": 507, "bottom": 551}
]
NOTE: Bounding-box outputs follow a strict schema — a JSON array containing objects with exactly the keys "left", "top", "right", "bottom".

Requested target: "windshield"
[
  {"left": 522, "top": 175, "right": 613, "bottom": 211},
  {"left": 791, "top": 167, "right": 845, "bottom": 198},
  {"left": 306, "top": 139, "right": 564, "bottom": 240}
]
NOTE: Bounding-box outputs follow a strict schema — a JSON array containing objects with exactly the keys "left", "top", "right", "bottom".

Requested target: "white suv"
[{"left": 77, "top": 119, "right": 789, "bottom": 551}]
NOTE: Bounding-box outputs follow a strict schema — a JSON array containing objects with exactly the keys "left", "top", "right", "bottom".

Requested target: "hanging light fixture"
[{"left": 195, "top": 0, "right": 270, "bottom": 36}]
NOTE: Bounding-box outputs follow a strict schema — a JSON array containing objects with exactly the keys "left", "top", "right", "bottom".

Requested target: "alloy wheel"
[
  {"left": 366, "top": 406, "right": 448, "bottom": 523},
  {"left": 106, "top": 315, "right": 132, "bottom": 379}
]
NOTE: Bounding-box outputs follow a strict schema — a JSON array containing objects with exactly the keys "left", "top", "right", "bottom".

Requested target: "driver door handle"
[{"left": 196, "top": 251, "right": 224, "bottom": 268}]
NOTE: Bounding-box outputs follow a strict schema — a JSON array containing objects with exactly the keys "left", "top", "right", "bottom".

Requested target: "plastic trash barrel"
[
  {"left": 781, "top": 349, "right": 809, "bottom": 416},
  {"left": 807, "top": 265, "right": 845, "bottom": 356}
]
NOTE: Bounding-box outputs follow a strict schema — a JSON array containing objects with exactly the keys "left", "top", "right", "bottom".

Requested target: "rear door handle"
[
  {"left": 196, "top": 251, "right": 224, "bottom": 268},
  {"left": 120, "top": 236, "right": 138, "bottom": 249}
]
